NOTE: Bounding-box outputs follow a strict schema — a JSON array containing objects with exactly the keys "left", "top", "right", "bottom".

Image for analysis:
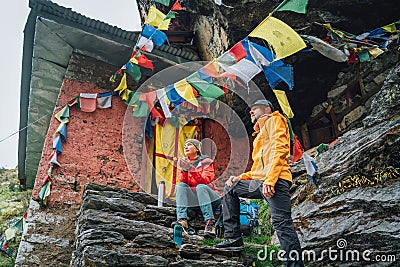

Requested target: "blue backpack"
[
  {"left": 239, "top": 199, "right": 259, "bottom": 236},
  {"left": 216, "top": 199, "right": 260, "bottom": 237}
]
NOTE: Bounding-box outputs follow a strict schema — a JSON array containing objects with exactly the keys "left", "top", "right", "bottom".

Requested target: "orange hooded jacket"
[{"left": 239, "top": 111, "right": 292, "bottom": 186}]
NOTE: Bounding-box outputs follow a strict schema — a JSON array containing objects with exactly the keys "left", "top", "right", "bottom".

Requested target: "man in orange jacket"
[{"left": 215, "top": 99, "right": 304, "bottom": 267}]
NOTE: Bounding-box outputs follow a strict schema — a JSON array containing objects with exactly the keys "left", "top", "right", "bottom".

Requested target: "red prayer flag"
[
  {"left": 171, "top": 0, "right": 184, "bottom": 10},
  {"left": 292, "top": 135, "right": 304, "bottom": 163},
  {"left": 229, "top": 42, "right": 247, "bottom": 62},
  {"left": 203, "top": 61, "right": 220, "bottom": 77},
  {"left": 131, "top": 51, "right": 154, "bottom": 71}
]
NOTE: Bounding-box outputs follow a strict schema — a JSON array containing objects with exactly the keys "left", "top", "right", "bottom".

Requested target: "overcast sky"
[{"left": 0, "top": 0, "right": 141, "bottom": 168}]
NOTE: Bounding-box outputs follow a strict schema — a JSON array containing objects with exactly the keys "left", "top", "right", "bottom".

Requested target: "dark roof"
[
  {"left": 18, "top": 0, "right": 199, "bottom": 187},
  {"left": 28, "top": 0, "right": 199, "bottom": 62}
]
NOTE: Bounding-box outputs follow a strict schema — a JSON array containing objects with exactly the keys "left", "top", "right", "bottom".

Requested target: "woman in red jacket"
[{"left": 173, "top": 139, "right": 221, "bottom": 238}]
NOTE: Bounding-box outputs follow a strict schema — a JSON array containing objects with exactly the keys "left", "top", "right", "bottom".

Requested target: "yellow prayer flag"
[
  {"left": 174, "top": 79, "right": 199, "bottom": 107},
  {"left": 55, "top": 105, "right": 70, "bottom": 123},
  {"left": 368, "top": 47, "right": 384, "bottom": 59},
  {"left": 114, "top": 73, "right": 127, "bottom": 93},
  {"left": 249, "top": 16, "right": 306, "bottom": 61},
  {"left": 323, "top": 23, "right": 345, "bottom": 38},
  {"left": 382, "top": 23, "right": 396, "bottom": 33},
  {"left": 120, "top": 89, "right": 132, "bottom": 101},
  {"left": 5, "top": 227, "right": 17, "bottom": 240},
  {"left": 129, "top": 57, "right": 138, "bottom": 64},
  {"left": 273, "top": 90, "right": 294, "bottom": 118},
  {"left": 144, "top": 5, "right": 171, "bottom": 31}
]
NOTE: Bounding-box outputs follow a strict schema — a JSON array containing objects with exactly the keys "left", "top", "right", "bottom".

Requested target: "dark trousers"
[{"left": 222, "top": 178, "right": 304, "bottom": 267}]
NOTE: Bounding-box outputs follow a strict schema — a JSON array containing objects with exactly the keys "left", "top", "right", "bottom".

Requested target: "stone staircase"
[{"left": 71, "top": 183, "right": 249, "bottom": 266}]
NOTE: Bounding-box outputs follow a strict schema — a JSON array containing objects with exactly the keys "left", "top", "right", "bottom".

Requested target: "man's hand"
[
  {"left": 226, "top": 176, "right": 240, "bottom": 187},
  {"left": 262, "top": 184, "right": 275, "bottom": 198}
]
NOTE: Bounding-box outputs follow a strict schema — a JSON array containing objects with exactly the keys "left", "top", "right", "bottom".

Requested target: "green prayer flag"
[
  {"left": 13, "top": 218, "right": 24, "bottom": 232},
  {"left": 55, "top": 105, "right": 70, "bottom": 123},
  {"left": 126, "top": 92, "right": 140, "bottom": 106},
  {"left": 186, "top": 73, "right": 224, "bottom": 99},
  {"left": 165, "top": 11, "right": 177, "bottom": 20},
  {"left": 155, "top": 0, "right": 171, "bottom": 6},
  {"left": 275, "top": 0, "right": 309, "bottom": 14},
  {"left": 38, "top": 181, "right": 51, "bottom": 206},
  {"left": 132, "top": 102, "right": 149, "bottom": 117},
  {"left": 357, "top": 50, "right": 370, "bottom": 62},
  {"left": 125, "top": 62, "right": 142, "bottom": 83},
  {"left": 283, "top": 114, "right": 294, "bottom": 143}
]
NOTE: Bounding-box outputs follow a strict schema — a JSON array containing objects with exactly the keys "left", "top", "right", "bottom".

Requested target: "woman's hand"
[{"left": 177, "top": 158, "right": 192, "bottom": 170}]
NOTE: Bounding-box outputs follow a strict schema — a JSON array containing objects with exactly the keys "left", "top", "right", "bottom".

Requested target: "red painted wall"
[{"left": 32, "top": 79, "right": 143, "bottom": 205}]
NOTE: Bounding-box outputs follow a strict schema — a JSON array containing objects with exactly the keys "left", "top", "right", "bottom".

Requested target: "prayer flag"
[
  {"left": 249, "top": 16, "right": 306, "bottom": 61},
  {"left": 229, "top": 41, "right": 247, "bottom": 62},
  {"left": 303, "top": 152, "right": 318, "bottom": 182},
  {"left": 171, "top": 0, "right": 184, "bottom": 11},
  {"left": 137, "top": 36, "right": 154, "bottom": 52},
  {"left": 97, "top": 91, "right": 112, "bottom": 108},
  {"left": 220, "top": 58, "right": 262, "bottom": 84},
  {"left": 52, "top": 135, "right": 63, "bottom": 153},
  {"left": 38, "top": 180, "right": 52, "bottom": 206},
  {"left": 242, "top": 38, "right": 282, "bottom": 66},
  {"left": 218, "top": 52, "right": 237, "bottom": 66},
  {"left": 125, "top": 62, "right": 142, "bottom": 82},
  {"left": 382, "top": 23, "right": 396, "bottom": 33},
  {"left": 165, "top": 11, "right": 177, "bottom": 20},
  {"left": 156, "top": 88, "right": 172, "bottom": 118},
  {"left": 5, "top": 228, "right": 17, "bottom": 241},
  {"left": 166, "top": 84, "right": 185, "bottom": 107},
  {"left": 291, "top": 135, "right": 304, "bottom": 163},
  {"left": 80, "top": 93, "right": 97, "bottom": 112},
  {"left": 273, "top": 90, "right": 294, "bottom": 118},
  {"left": 141, "top": 24, "right": 169, "bottom": 46},
  {"left": 197, "top": 69, "right": 213, "bottom": 83},
  {"left": 145, "top": 6, "right": 171, "bottom": 31},
  {"left": 120, "top": 89, "right": 133, "bottom": 101},
  {"left": 275, "top": 0, "right": 309, "bottom": 14},
  {"left": 247, "top": 41, "right": 271, "bottom": 67},
  {"left": 303, "top": 35, "right": 348, "bottom": 62},
  {"left": 174, "top": 79, "right": 199, "bottom": 106},
  {"left": 55, "top": 105, "right": 70, "bottom": 123},
  {"left": 114, "top": 73, "right": 127, "bottom": 93},
  {"left": 186, "top": 72, "right": 224, "bottom": 99},
  {"left": 368, "top": 47, "right": 384, "bottom": 59},
  {"left": 154, "top": 0, "right": 170, "bottom": 6},
  {"left": 132, "top": 52, "right": 154, "bottom": 71},
  {"left": 13, "top": 216, "right": 26, "bottom": 233},
  {"left": 357, "top": 49, "right": 370, "bottom": 62},
  {"left": 55, "top": 123, "right": 67, "bottom": 141},
  {"left": 266, "top": 63, "right": 294, "bottom": 89},
  {"left": 49, "top": 150, "right": 60, "bottom": 167}
]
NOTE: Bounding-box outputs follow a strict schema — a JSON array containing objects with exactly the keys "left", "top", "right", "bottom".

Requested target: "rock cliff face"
[{"left": 289, "top": 62, "right": 400, "bottom": 266}]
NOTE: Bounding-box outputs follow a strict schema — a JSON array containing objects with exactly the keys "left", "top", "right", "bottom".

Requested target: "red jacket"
[{"left": 178, "top": 155, "right": 218, "bottom": 192}]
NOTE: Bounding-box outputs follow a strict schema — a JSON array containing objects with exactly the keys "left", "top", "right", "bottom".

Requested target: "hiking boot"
[
  {"left": 171, "top": 219, "right": 188, "bottom": 230},
  {"left": 214, "top": 237, "right": 244, "bottom": 251},
  {"left": 204, "top": 219, "right": 216, "bottom": 238}
]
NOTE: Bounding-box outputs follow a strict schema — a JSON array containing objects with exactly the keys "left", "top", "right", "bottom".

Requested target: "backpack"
[
  {"left": 239, "top": 199, "right": 259, "bottom": 236},
  {"left": 215, "top": 199, "right": 260, "bottom": 238}
]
